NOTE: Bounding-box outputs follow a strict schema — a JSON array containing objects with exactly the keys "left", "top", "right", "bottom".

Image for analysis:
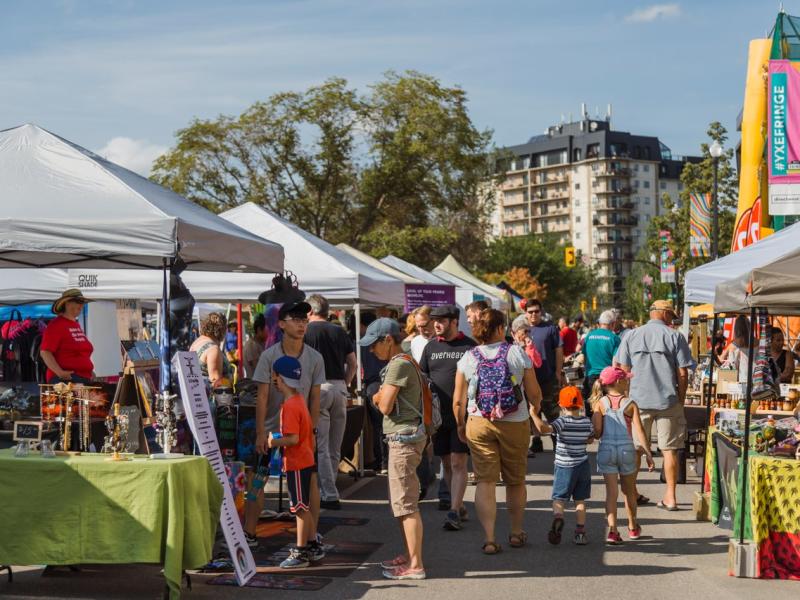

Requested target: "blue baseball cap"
[
  {"left": 359, "top": 317, "right": 400, "bottom": 347},
  {"left": 273, "top": 355, "right": 302, "bottom": 389}
]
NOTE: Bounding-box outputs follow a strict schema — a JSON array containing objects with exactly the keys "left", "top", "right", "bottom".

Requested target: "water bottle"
[{"left": 246, "top": 465, "right": 269, "bottom": 501}]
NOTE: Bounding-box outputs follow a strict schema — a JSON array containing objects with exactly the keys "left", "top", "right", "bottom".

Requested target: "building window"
[
  {"left": 645, "top": 197, "right": 650, "bottom": 205},
  {"left": 633, "top": 164, "right": 639, "bottom": 171},
  {"left": 574, "top": 198, "right": 581, "bottom": 207},
  {"left": 575, "top": 232, "right": 581, "bottom": 240},
  {"left": 634, "top": 180, "right": 640, "bottom": 189},
  {"left": 574, "top": 183, "right": 580, "bottom": 190},
  {"left": 643, "top": 164, "right": 650, "bottom": 172},
  {"left": 643, "top": 181, "right": 650, "bottom": 188},
  {"left": 592, "top": 196, "right": 598, "bottom": 205},
  {"left": 575, "top": 216, "right": 581, "bottom": 223},
  {"left": 678, "top": 182, "right": 684, "bottom": 190},
  {"left": 660, "top": 181, "right": 666, "bottom": 190}
]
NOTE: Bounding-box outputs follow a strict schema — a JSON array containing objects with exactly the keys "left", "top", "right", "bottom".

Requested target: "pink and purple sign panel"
[
  {"left": 404, "top": 284, "right": 455, "bottom": 312},
  {"left": 769, "top": 60, "right": 800, "bottom": 183}
]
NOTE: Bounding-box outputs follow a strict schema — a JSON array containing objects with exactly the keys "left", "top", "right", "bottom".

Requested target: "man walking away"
[
  {"left": 560, "top": 315, "right": 584, "bottom": 359},
  {"left": 581, "top": 310, "right": 620, "bottom": 406},
  {"left": 526, "top": 299, "right": 565, "bottom": 454},
  {"left": 614, "top": 300, "right": 692, "bottom": 510},
  {"left": 304, "top": 294, "right": 357, "bottom": 510},
  {"left": 420, "top": 305, "right": 476, "bottom": 530}
]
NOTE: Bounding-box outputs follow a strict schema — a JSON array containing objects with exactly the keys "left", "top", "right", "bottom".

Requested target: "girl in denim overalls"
[{"left": 591, "top": 366, "right": 654, "bottom": 545}]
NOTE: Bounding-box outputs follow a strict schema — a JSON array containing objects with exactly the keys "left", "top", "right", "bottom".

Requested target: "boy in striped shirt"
[{"left": 531, "top": 386, "right": 594, "bottom": 546}]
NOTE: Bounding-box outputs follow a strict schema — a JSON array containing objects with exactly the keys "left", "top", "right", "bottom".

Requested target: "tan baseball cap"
[{"left": 650, "top": 299, "right": 676, "bottom": 313}]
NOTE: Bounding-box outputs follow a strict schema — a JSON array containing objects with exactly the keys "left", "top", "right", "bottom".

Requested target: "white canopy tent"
[
  {"left": 434, "top": 254, "right": 510, "bottom": 310},
  {"left": 683, "top": 220, "right": 800, "bottom": 304},
  {"left": 0, "top": 124, "right": 283, "bottom": 273},
  {"left": 336, "top": 244, "right": 425, "bottom": 284},
  {"left": 714, "top": 247, "right": 800, "bottom": 315},
  {"left": 221, "top": 204, "right": 404, "bottom": 307}
]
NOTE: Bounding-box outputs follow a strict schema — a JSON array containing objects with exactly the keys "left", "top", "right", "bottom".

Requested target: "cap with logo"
[
  {"left": 598, "top": 365, "right": 633, "bottom": 386},
  {"left": 278, "top": 300, "right": 312, "bottom": 320},
  {"left": 272, "top": 355, "right": 303, "bottom": 389},
  {"left": 359, "top": 317, "right": 400, "bottom": 347}
]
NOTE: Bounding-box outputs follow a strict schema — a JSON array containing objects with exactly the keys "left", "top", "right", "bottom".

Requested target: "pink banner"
[{"left": 768, "top": 60, "right": 800, "bottom": 183}]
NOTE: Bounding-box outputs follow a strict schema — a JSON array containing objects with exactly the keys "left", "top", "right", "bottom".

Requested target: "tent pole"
[
  {"left": 681, "top": 302, "right": 690, "bottom": 339},
  {"left": 738, "top": 307, "right": 757, "bottom": 545},
  {"left": 701, "top": 314, "right": 719, "bottom": 493},
  {"left": 236, "top": 303, "right": 243, "bottom": 383},
  {"left": 354, "top": 302, "right": 364, "bottom": 477}
]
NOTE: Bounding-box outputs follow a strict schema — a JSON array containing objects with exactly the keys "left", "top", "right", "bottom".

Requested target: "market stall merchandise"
[{"left": 0, "top": 449, "right": 222, "bottom": 599}]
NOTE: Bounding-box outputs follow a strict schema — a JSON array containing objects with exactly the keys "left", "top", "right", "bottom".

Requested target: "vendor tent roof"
[
  {"left": 683, "top": 220, "right": 800, "bottom": 303},
  {"left": 221, "top": 203, "right": 405, "bottom": 306},
  {"left": 0, "top": 124, "right": 283, "bottom": 273},
  {"left": 336, "top": 244, "right": 425, "bottom": 284},
  {"left": 434, "top": 254, "right": 509, "bottom": 309},
  {"left": 714, "top": 246, "right": 800, "bottom": 315},
  {"left": 381, "top": 255, "right": 453, "bottom": 286}
]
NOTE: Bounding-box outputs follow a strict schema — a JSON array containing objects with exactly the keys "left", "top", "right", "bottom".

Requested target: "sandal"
[
  {"left": 657, "top": 500, "right": 679, "bottom": 511},
  {"left": 548, "top": 517, "right": 565, "bottom": 545},
  {"left": 508, "top": 531, "right": 528, "bottom": 548},
  {"left": 482, "top": 541, "right": 502, "bottom": 555},
  {"left": 636, "top": 494, "right": 650, "bottom": 506}
]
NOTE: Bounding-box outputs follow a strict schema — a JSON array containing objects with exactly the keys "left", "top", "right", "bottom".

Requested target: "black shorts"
[
  {"left": 433, "top": 424, "right": 470, "bottom": 456},
  {"left": 538, "top": 379, "right": 561, "bottom": 421},
  {"left": 287, "top": 466, "right": 315, "bottom": 513}
]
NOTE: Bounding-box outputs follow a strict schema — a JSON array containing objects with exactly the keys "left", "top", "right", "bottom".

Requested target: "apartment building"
[{"left": 493, "top": 111, "right": 698, "bottom": 301}]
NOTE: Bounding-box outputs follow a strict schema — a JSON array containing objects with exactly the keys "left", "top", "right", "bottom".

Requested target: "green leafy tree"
[
  {"left": 152, "top": 71, "right": 498, "bottom": 266},
  {"left": 476, "top": 234, "right": 598, "bottom": 318},
  {"left": 640, "top": 121, "right": 738, "bottom": 305},
  {"left": 359, "top": 225, "right": 458, "bottom": 271}
]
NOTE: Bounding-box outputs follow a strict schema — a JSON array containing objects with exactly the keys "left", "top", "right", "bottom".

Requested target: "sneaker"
[
  {"left": 280, "top": 547, "right": 310, "bottom": 569},
  {"left": 458, "top": 505, "right": 469, "bottom": 522},
  {"left": 443, "top": 510, "right": 462, "bottom": 531},
  {"left": 628, "top": 525, "right": 642, "bottom": 540},
  {"left": 380, "top": 554, "right": 408, "bottom": 570},
  {"left": 530, "top": 437, "right": 544, "bottom": 453},
  {"left": 548, "top": 517, "right": 564, "bottom": 545},
  {"left": 382, "top": 566, "right": 426, "bottom": 580},
  {"left": 320, "top": 499, "right": 341, "bottom": 510},
  {"left": 244, "top": 532, "right": 259, "bottom": 549},
  {"left": 606, "top": 530, "right": 623, "bottom": 545},
  {"left": 574, "top": 530, "right": 588, "bottom": 545},
  {"left": 307, "top": 540, "right": 326, "bottom": 562},
  {"left": 437, "top": 499, "right": 451, "bottom": 511},
  {"left": 315, "top": 533, "right": 335, "bottom": 553}
]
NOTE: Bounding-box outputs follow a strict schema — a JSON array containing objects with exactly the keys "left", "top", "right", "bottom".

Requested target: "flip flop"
[
  {"left": 657, "top": 501, "right": 679, "bottom": 511},
  {"left": 636, "top": 494, "right": 650, "bottom": 506}
]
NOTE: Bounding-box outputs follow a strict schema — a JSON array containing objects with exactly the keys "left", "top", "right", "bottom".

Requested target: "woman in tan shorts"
[{"left": 454, "top": 309, "right": 542, "bottom": 554}]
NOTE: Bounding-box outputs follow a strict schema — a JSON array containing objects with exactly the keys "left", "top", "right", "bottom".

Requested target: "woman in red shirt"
[{"left": 40, "top": 289, "right": 95, "bottom": 384}]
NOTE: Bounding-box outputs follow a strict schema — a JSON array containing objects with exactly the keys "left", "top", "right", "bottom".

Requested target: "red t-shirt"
[
  {"left": 280, "top": 394, "right": 315, "bottom": 472},
  {"left": 40, "top": 316, "right": 94, "bottom": 382},
  {"left": 560, "top": 326, "right": 578, "bottom": 357}
]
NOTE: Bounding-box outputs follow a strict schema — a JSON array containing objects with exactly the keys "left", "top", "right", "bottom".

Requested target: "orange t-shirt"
[{"left": 280, "top": 394, "right": 315, "bottom": 472}]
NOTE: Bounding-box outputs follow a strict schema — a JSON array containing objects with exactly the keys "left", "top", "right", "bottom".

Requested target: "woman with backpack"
[
  {"left": 454, "top": 308, "right": 542, "bottom": 554},
  {"left": 362, "top": 317, "right": 427, "bottom": 580}
]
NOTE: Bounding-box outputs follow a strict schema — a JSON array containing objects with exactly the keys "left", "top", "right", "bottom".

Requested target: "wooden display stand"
[{"left": 115, "top": 340, "right": 160, "bottom": 454}]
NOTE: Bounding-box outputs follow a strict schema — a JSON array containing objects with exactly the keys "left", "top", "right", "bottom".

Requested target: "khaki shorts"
[
  {"left": 466, "top": 417, "right": 529, "bottom": 486},
  {"left": 387, "top": 439, "right": 426, "bottom": 517},
  {"left": 636, "top": 402, "right": 687, "bottom": 451}
]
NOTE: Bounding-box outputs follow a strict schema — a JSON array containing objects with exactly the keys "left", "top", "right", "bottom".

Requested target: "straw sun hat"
[{"left": 52, "top": 288, "right": 95, "bottom": 314}]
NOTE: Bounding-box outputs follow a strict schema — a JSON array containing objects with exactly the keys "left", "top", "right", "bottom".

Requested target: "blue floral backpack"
[{"left": 471, "top": 342, "right": 521, "bottom": 420}]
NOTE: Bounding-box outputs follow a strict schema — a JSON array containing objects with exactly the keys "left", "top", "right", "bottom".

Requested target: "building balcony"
[
  {"left": 596, "top": 236, "right": 633, "bottom": 245},
  {"left": 501, "top": 178, "right": 529, "bottom": 190},
  {"left": 596, "top": 186, "right": 632, "bottom": 195},
  {"left": 503, "top": 212, "right": 529, "bottom": 222},
  {"left": 593, "top": 217, "right": 638, "bottom": 227},
  {"left": 595, "top": 167, "right": 632, "bottom": 178},
  {"left": 594, "top": 201, "right": 634, "bottom": 211},
  {"left": 502, "top": 193, "right": 529, "bottom": 206}
]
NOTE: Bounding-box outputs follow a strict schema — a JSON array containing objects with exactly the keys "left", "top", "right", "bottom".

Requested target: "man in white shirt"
[{"left": 410, "top": 305, "right": 434, "bottom": 362}]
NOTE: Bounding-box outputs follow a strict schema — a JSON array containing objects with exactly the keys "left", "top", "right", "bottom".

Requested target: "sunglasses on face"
[{"left": 526, "top": 309, "right": 541, "bottom": 314}]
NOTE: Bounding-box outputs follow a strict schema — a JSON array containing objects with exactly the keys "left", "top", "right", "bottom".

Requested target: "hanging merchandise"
[
  {"left": 689, "top": 192, "right": 712, "bottom": 257},
  {"left": 752, "top": 311, "right": 779, "bottom": 403}
]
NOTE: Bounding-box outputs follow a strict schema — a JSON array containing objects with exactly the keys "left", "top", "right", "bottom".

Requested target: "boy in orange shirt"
[{"left": 268, "top": 356, "right": 319, "bottom": 569}]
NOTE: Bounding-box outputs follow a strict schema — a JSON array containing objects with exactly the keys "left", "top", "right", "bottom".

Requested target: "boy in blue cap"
[{"left": 269, "top": 355, "right": 318, "bottom": 569}]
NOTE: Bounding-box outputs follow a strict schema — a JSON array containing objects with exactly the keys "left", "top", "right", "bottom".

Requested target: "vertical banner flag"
[
  {"left": 659, "top": 230, "right": 676, "bottom": 284},
  {"left": 689, "top": 192, "right": 712, "bottom": 257},
  {"left": 768, "top": 60, "right": 800, "bottom": 214},
  {"left": 174, "top": 352, "right": 256, "bottom": 587}
]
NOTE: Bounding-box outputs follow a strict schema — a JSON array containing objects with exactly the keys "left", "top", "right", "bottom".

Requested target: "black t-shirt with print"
[{"left": 419, "top": 334, "right": 477, "bottom": 428}]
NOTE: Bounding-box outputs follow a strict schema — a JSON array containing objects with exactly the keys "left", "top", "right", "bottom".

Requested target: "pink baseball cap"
[{"left": 598, "top": 366, "right": 633, "bottom": 385}]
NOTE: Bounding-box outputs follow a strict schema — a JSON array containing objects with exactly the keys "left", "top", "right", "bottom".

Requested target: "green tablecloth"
[{"left": 0, "top": 449, "right": 222, "bottom": 599}]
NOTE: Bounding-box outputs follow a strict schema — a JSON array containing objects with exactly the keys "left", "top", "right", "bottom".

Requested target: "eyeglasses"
[
  {"left": 282, "top": 316, "right": 309, "bottom": 324},
  {"left": 526, "top": 309, "right": 541, "bottom": 314}
]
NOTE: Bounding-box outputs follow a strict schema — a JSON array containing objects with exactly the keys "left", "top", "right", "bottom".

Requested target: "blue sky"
[{"left": 0, "top": 1, "right": 783, "bottom": 174}]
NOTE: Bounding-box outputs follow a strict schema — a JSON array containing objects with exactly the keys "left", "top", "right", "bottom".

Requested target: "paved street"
[{"left": 2, "top": 441, "right": 795, "bottom": 600}]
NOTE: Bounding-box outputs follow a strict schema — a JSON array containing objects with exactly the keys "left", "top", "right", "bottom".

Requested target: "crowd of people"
[{"left": 194, "top": 295, "right": 700, "bottom": 578}]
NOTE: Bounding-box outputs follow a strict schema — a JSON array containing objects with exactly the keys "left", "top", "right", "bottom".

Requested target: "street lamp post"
[{"left": 709, "top": 140, "right": 723, "bottom": 259}]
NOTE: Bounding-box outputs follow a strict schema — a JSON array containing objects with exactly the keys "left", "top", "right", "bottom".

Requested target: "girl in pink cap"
[{"left": 591, "top": 366, "right": 654, "bottom": 544}]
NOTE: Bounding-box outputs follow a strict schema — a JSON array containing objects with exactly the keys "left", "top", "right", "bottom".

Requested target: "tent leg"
[
  {"left": 738, "top": 308, "right": 757, "bottom": 545},
  {"left": 681, "top": 303, "right": 691, "bottom": 338},
  {"left": 354, "top": 303, "right": 364, "bottom": 477},
  {"left": 236, "top": 304, "right": 243, "bottom": 383}
]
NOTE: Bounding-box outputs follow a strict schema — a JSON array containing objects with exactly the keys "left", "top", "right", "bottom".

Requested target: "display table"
[
  {"left": 706, "top": 429, "right": 800, "bottom": 579},
  {"left": 0, "top": 450, "right": 222, "bottom": 599}
]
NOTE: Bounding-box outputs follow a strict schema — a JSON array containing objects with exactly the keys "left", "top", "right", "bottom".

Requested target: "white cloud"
[
  {"left": 96, "top": 137, "right": 167, "bottom": 176},
  {"left": 624, "top": 3, "right": 681, "bottom": 23}
]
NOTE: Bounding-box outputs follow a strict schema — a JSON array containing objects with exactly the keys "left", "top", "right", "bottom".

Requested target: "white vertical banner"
[{"left": 173, "top": 351, "right": 256, "bottom": 586}]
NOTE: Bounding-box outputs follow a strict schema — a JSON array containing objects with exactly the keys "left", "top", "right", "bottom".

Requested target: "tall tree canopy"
[{"left": 151, "top": 71, "right": 498, "bottom": 266}]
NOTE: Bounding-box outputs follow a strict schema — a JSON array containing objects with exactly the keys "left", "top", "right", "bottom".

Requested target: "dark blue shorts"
[{"left": 551, "top": 459, "right": 591, "bottom": 501}]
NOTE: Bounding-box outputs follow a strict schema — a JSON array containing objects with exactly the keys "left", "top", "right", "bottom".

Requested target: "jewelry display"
[
  {"left": 102, "top": 403, "right": 130, "bottom": 461},
  {"left": 39, "top": 383, "right": 100, "bottom": 453},
  {"left": 150, "top": 391, "right": 184, "bottom": 459}
]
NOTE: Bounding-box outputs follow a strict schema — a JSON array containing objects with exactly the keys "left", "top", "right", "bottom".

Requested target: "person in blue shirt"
[
  {"left": 224, "top": 321, "right": 238, "bottom": 352},
  {"left": 580, "top": 310, "right": 621, "bottom": 409}
]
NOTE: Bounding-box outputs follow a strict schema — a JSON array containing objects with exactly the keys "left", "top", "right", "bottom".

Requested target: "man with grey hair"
[
  {"left": 304, "top": 294, "right": 357, "bottom": 509},
  {"left": 580, "top": 310, "right": 620, "bottom": 403},
  {"left": 614, "top": 299, "right": 692, "bottom": 510}
]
